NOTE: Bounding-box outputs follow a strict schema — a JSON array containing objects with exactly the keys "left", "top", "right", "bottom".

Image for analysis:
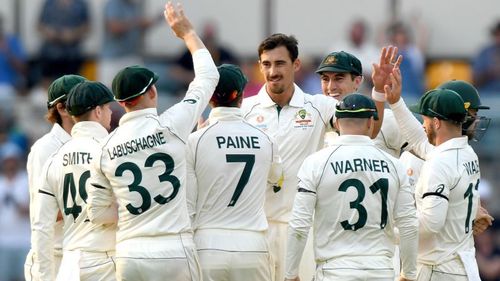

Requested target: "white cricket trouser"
[
  {"left": 56, "top": 250, "right": 115, "bottom": 281},
  {"left": 194, "top": 228, "right": 274, "bottom": 281},
  {"left": 115, "top": 233, "right": 201, "bottom": 281},
  {"left": 266, "top": 221, "right": 315, "bottom": 281},
  {"left": 24, "top": 249, "right": 63, "bottom": 281},
  {"left": 315, "top": 256, "right": 394, "bottom": 281},
  {"left": 417, "top": 257, "right": 470, "bottom": 281}
]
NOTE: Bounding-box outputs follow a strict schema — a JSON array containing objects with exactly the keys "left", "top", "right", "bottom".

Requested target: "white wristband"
[{"left": 371, "top": 88, "right": 386, "bottom": 102}]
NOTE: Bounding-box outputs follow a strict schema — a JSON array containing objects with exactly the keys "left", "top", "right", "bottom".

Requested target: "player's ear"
[{"left": 293, "top": 58, "right": 301, "bottom": 72}]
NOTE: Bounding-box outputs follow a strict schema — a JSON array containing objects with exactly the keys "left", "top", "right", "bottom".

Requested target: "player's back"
[
  {"left": 311, "top": 136, "right": 406, "bottom": 261},
  {"left": 416, "top": 139, "right": 480, "bottom": 264},
  {"left": 188, "top": 117, "right": 274, "bottom": 231},
  {"left": 100, "top": 109, "right": 191, "bottom": 244},
  {"left": 46, "top": 130, "right": 115, "bottom": 251}
]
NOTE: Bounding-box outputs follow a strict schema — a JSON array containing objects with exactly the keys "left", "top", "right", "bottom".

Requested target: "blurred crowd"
[{"left": 0, "top": 0, "right": 499, "bottom": 280}]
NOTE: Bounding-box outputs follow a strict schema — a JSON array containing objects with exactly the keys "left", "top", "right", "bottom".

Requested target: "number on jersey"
[
  {"left": 464, "top": 179, "right": 479, "bottom": 234},
  {"left": 226, "top": 154, "right": 255, "bottom": 207},
  {"left": 63, "top": 171, "right": 90, "bottom": 220},
  {"left": 116, "top": 152, "right": 180, "bottom": 215},
  {"left": 339, "top": 178, "right": 389, "bottom": 231}
]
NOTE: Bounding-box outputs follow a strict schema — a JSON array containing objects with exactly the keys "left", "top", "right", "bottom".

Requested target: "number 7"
[{"left": 226, "top": 154, "right": 255, "bottom": 207}]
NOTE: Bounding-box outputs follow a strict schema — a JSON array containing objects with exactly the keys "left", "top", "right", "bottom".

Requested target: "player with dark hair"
[{"left": 241, "top": 33, "right": 385, "bottom": 281}]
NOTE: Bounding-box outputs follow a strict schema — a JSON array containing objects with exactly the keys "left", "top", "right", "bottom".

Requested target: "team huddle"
[{"left": 23, "top": 2, "right": 493, "bottom": 281}]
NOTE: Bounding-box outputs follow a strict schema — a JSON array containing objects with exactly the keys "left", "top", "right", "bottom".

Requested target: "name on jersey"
[
  {"left": 463, "top": 160, "right": 480, "bottom": 175},
  {"left": 63, "top": 152, "right": 92, "bottom": 166},
  {"left": 330, "top": 158, "right": 390, "bottom": 174},
  {"left": 216, "top": 136, "right": 260, "bottom": 149},
  {"left": 107, "top": 132, "right": 166, "bottom": 160}
]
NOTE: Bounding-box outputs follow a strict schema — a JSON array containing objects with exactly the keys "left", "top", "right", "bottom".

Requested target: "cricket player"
[
  {"left": 318, "top": 48, "right": 408, "bottom": 157},
  {"left": 33, "top": 81, "right": 116, "bottom": 281},
  {"left": 25, "top": 74, "right": 86, "bottom": 281},
  {"left": 284, "top": 94, "right": 418, "bottom": 281},
  {"left": 241, "top": 33, "right": 385, "bottom": 281},
  {"left": 386, "top": 69, "right": 482, "bottom": 280},
  {"left": 86, "top": 3, "right": 219, "bottom": 280},
  {"left": 186, "top": 64, "right": 282, "bottom": 281}
]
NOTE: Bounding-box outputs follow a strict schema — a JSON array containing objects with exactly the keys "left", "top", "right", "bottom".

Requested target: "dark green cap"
[
  {"left": 316, "top": 51, "right": 362, "bottom": 76},
  {"left": 335, "top": 93, "right": 379, "bottom": 120},
  {"left": 409, "top": 89, "right": 467, "bottom": 123},
  {"left": 112, "top": 65, "right": 159, "bottom": 102},
  {"left": 437, "top": 80, "right": 489, "bottom": 110},
  {"left": 47, "top": 74, "right": 87, "bottom": 108},
  {"left": 66, "top": 81, "right": 115, "bottom": 116},
  {"left": 212, "top": 64, "right": 248, "bottom": 102}
]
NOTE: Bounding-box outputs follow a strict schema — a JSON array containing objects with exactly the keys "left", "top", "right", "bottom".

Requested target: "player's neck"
[{"left": 267, "top": 87, "right": 294, "bottom": 108}]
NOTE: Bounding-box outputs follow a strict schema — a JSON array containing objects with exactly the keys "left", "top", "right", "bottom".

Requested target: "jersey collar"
[
  {"left": 333, "top": 135, "right": 373, "bottom": 146},
  {"left": 119, "top": 108, "right": 158, "bottom": 126},
  {"left": 71, "top": 121, "right": 109, "bottom": 140},
  {"left": 208, "top": 107, "right": 242, "bottom": 123},
  {"left": 256, "top": 83, "right": 305, "bottom": 108},
  {"left": 51, "top": 123, "right": 71, "bottom": 144},
  {"left": 428, "top": 136, "right": 469, "bottom": 158}
]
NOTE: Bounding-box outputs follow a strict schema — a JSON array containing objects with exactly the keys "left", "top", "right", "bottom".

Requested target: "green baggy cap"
[
  {"left": 316, "top": 51, "right": 362, "bottom": 76},
  {"left": 112, "top": 65, "right": 159, "bottom": 102},
  {"left": 47, "top": 74, "right": 87, "bottom": 108},
  {"left": 335, "top": 93, "right": 379, "bottom": 120},
  {"left": 66, "top": 81, "right": 115, "bottom": 116},
  {"left": 409, "top": 89, "right": 467, "bottom": 123}
]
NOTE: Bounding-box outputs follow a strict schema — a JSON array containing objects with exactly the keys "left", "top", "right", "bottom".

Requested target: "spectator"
[
  {"left": 0, "top": 143, "right": 30, "bottom": 281},
  {"left": 0, "top": 14, "right": 27, "bottom": 117},
  {"left": 169, "top": 21, "right": 238, "bottom": 92},
  {"left": 38, "top": 0, "right": 90, "bottom": 80},
  {"left": 473, "top": 21, "right": 500, "bottom": 94},
  {"left": 99, "top": 0, "right": 161, "bottom": 87},
  {"left": 386, "top": 21, "right": 426, "bottom": 97},
  {"left": 328, "top": 19, "right": 380, "bottom": 91}
]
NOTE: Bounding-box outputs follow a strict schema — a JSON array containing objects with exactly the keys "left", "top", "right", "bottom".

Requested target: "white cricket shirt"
[
  {"left": 33, "top": 122, "right": 115, "bottom": 281},
  {"left": 241, "top": 84, "right": 336, "bottom": 222},
  {"left": 87, "top": 49, "right": 219, "bottom": 247},
  {"left": 186, "top": 107, "right": 282, "bottom": 232},
  {"left": 27, "top": 123, "right": 70, "bottom": 252},
  {"left": 285, "top": 135, "right": 418, "bottom": 280},
  {"left": 415, "top": 136, "right": 480, "bottom": 265}
]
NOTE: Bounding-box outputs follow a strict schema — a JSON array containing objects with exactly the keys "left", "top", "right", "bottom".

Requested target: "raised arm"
[
  {"left": 159, "top": 2, "right": 219, "bottom": 140},
  {"left": 384, "top": 66, "right": 434, "bottom": 158}
]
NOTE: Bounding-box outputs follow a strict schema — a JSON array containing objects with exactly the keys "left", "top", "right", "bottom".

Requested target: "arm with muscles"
[
  {"left": 284, "top": 157, "right": 319, "bottom": 281},
  {"left": 159, "top": 2, "right": 219, "bottom": 140},
  {"left": 394, "top": 168, "right": 418, "bottom": 281},
  {"left": 417, "top": 163, "right": 450, "bottom": 235},
  {"left": 33, "top": 162, "right": 58, "bottom": 281},
  {"left": 87, "top": 150, "right": 117, "bottom": 224},
  {"left": 384, "top": 66, "right": 433, "bottom": 159},
  {"left": 185, "top": 135, "right": 198, "bottom": 222}
]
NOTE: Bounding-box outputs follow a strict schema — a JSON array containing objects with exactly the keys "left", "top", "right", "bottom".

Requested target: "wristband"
[{"left": 371, "top": 88, "right": 386, "bottom": 102}]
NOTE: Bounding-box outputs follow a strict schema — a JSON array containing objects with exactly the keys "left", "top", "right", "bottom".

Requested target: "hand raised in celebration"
[
  {"left": 384, "top": 67, "right": 403, "bottom": 105},
  {"left": 164, "top": 2, "right": 194, "bottom": 40},
  {"left": 372, "top": 46, "right": 402, "bottom": 92}
]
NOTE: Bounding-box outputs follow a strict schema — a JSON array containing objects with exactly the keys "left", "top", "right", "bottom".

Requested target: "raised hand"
[
  {"left": 164, "top": 2, "right": 194, "bottom": 40},
  {"left": 372, "top": 46, "right": 402, "bottom": 92},
  {"left": 384, "top": 67, "right": 403, "bottom": 105}
]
